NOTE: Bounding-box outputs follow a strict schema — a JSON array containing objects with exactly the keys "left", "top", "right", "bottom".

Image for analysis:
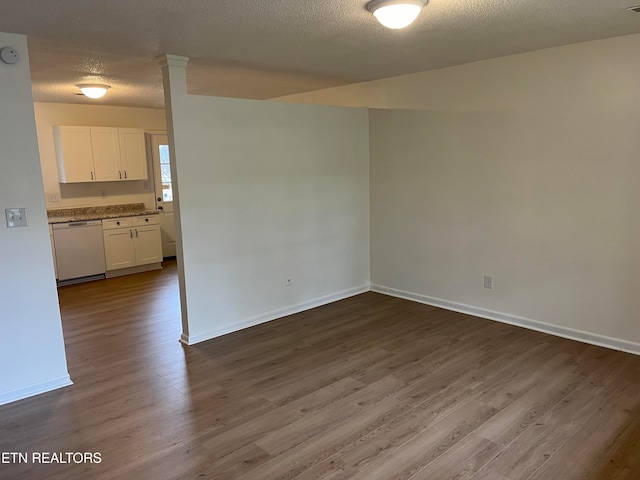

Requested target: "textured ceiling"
[{"left": 1, "top": 0, "right": 640, "bottom": 108}]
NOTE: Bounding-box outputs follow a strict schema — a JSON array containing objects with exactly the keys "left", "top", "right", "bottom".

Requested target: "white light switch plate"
[{"left": 5, "top": 208, "right": 27, "bottom": 227}]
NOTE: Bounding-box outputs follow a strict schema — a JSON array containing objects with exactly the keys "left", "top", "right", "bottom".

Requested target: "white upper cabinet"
[
  {"left": 54, "top": 126, "right": 95, "bottom": 183},
  {"left": 54, "top": 126, "right": 147, "bottom": 183},
  {"left": 118, "top": 128, "right": 148, "bottom": 180},
  {"left": 91, "top": 127, "right": 121, "bottom": 181}
]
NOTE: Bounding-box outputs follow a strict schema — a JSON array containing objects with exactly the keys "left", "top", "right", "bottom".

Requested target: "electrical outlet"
[
  {"left": 484, "top": 275, "right": 493, "bottom": 289},
  {"left": 285, "top": 278, "right": 292, "bottom": 287},
  {"left": 46, "top": 192, "right": 60, "bottom": 202},
  {"left": 5, "top": 208, "right": 28, "bottom": 228}
]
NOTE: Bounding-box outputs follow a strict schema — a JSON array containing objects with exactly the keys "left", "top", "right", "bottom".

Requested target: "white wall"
[
  {"left": 0, "top": 33, "right": 71, "bottom": 405},
  {"left": 161, "top": 58, "right": 370, "bottom": 344},
  {"left": 35, "top": 102, "right": 166, "bottom": 210},
  {"left": 283, "top": 33, "right": 640, "bottom": 352},
  {"left": 277, "top": 33, "right": 640, "bottom": 111}
]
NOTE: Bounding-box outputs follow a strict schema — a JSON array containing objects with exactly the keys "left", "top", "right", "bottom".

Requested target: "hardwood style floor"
[{"left": 1, "top": 261, "right": 640, "bottom": 479}]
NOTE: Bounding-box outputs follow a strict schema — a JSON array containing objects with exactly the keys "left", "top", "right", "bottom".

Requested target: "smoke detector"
[{"left": 0, "top": 47, "right": 19, "bottom": 65}]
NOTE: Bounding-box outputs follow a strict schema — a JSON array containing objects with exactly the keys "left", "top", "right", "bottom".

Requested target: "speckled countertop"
[{"left": 47, "top": 203, "right": 159, "bottom": 224}]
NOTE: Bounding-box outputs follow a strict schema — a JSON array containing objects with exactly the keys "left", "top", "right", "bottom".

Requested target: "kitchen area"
[
  {"left": 49, "top": 203, "right": 162, "bottom": 284},
  {"left": 35, "top": 102, "right": 172, "bottom": 286}
]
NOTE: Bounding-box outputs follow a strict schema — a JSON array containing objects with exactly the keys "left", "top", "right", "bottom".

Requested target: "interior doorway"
[{"left": 148, "top": 133, "right": 176, "bottom": 258}]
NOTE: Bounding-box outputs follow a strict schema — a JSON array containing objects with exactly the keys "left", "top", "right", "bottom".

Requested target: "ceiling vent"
[{"left": 626, "top": 5, "right": 640, "bottom": 13}]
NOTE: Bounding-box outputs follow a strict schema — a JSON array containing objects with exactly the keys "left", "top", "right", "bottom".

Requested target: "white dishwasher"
[{"left": 52, "top": 220, "right": 106, "bottom": 283}]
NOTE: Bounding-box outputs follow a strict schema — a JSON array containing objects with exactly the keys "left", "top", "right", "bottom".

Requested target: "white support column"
[{"left": 157, "top": 54, "right": 192, "bottom": 345}]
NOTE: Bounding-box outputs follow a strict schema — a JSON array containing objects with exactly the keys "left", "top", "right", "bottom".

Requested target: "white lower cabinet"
[{"left": 103, "top": 215, "right": 162, "bottom": 271}]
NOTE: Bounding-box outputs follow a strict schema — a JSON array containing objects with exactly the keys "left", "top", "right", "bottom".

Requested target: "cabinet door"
[
  {"left": 91, "top": 127, "right": 121, "bottom": 182},
  {"left": 103, "top": 228, "right": 136, "bottom": 270},
  {"left": 54, "top": 126, "right": 95, "bottom": 183},
  {"left": 134, "top": 225, "right": 162, "bottom": 265},
  {"left": 118, "top": 128, "right": 148, "bottom": 180}
]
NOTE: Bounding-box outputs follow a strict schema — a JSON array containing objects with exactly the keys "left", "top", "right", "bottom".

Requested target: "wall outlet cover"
[{"left": 5, "top": 208, "right": 28, "bottom": 228}]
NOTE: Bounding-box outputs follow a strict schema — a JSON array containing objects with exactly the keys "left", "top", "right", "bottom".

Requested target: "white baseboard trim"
[
  {"left": 0, "top": 374, "right": 73, "bottom": 407},
  {"left": 181, "top": 284, "right": 370, "bottom": 346},
  {"left": 371, "top": 284, "right": 640, "bottom": 356}
]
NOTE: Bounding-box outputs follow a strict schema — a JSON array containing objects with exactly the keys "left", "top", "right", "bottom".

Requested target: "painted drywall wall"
[
  {"left": 161, "top": 58, "right": 370, "bottom": 344},
  {"left": 369, "top": 107, "right": 640, "bottom": 352},
  {"left": 34, "top": 102, "right": 166, "bottom": 210},
  {"left": 276, "top": 33, "right": 640, "bottom": 111},
  {"left": 282, "top": 33, "right": 640, "bottom": 351},
  {"left": 0, "top": 33, "right": 71, "bottom": 405}
]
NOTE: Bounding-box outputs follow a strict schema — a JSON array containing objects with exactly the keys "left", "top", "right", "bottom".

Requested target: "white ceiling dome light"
[
  {"left": 76, "top": 83, "right": 111, "bottom": 99},
  {"left": 367, "top": 0, "right": 427, "bottom": 30}
]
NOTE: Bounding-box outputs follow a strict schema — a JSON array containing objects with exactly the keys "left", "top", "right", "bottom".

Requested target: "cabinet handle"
[
  {"left": 90, "top": 171, "right": 94, "bottom": 181},
  {"left": 135, "top": 228, "right": 139, "bottom": 238},
  {"left": 119, "top": 171, "right": 122, "bottom": 179},
  {"left": 129, "top": 229, "right": 133, "bottom": 238},
  {"left": 124, "top": 171, "right": 128, "bottom": 179}
]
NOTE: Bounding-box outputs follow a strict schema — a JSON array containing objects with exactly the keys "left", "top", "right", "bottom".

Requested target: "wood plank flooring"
[{"left": 1, "top": 260, "right": 640, "bottom": 479}]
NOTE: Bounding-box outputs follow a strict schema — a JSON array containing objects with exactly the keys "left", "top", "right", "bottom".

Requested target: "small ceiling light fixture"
[
  {"left": 76, "top": 83, "right": 111, "bottom": 99},
  {"left": 367, "top": 0, "right": 427, "bottom": 29}
]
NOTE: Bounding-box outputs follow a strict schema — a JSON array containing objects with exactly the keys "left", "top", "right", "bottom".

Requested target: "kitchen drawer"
[
  {"left": 134, "top": 215, "right": 159, "bottom": 226},
  {"left": 102, "top": 217, "right": 133, "bottom": 230}
]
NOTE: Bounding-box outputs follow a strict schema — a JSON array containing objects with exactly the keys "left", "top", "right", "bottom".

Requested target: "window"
[{"left": 158, "top": 145, "right": 173, "bottom": 202}]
